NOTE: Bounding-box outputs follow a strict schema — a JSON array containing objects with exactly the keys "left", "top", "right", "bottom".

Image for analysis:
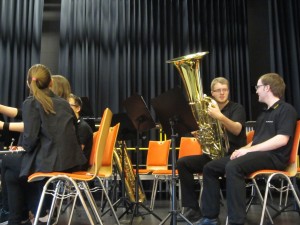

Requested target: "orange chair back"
[
  {"left": 280, "top": 120, "right": 300, "bottom": 176},
  {"left": 146, "top": 140, "right": 171, "bottom": 170},
  {"left": 88, "top": 108, "right": 112, "bottom": 174},
  {"left": 246, "top": 130, "right": 255, "bottom": 144},
  {"left": 289, "top": 120, "right": 300, "bottom": 164},
  {"left": 101, "top": 123, "right": 120, "bottom": 167},
  {"left": 178, "top": 137, "right": 202, "bottom": 159}
]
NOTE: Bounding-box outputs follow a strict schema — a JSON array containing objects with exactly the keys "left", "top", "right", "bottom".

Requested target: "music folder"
[
  {"left": 123, "top": 94, "right": 156, "bottom": 133},
  {"left": 151, "top": 87, "right": 198, "bottom": 138}
]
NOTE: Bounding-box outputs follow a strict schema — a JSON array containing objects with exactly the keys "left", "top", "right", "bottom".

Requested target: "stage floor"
[{"left": 55, "top": 196, "right": 299, "bottom": 225}]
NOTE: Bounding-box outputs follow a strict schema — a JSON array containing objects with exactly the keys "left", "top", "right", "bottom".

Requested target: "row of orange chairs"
[
  {"left": 27, "top": 113, "right": 300, "bottom": 225},
  {"left": 138, "top": 137, "right": 202, "bottom": 210}
]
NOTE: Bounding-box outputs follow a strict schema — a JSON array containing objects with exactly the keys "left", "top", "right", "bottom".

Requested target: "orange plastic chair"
[
  {"left": 28, "top": 108, "right": 114, "bottom": 225},
  {"left": 94, "top": 123, "right": 120, "bottom": 216},
  {"left": 150, "top": 137, "right": 202, "bottom": 210},
  {"left": 138, "top": 140, "right": 171, "bottom": 175},
  {"left": 74, "top": 123, "right": 120, "bottom": 222},
  {"left": 246, "top": 130, "right": 255, "bottom": 145},
  {"left": 247, "top": 120, "right": 300, "bottom": 225}
]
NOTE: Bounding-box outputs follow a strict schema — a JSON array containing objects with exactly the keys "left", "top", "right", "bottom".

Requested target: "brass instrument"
[
  {"left": 113, "top": 141, "right": 146, "bottom": 203},
  {"left": 167, "top": 52, "right": 229, "bottom": 160}
]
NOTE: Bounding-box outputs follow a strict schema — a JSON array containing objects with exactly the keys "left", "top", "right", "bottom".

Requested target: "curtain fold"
[
  {"left": 59, "top": 0, "right": 251, "bottom": 119},
  {"left": 0, "top": 0, "right": 44, "bottom": 109},
  {"left": 268, "top": 0, "right": 300, "bottom": 115}
]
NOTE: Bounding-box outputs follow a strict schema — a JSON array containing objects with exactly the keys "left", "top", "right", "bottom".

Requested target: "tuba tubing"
[
  {"left": 113, "top": 141, "right": 146, "bottom": 203},
  {"left": 167, "top": 52, "right": 229, "bottom": 160}
]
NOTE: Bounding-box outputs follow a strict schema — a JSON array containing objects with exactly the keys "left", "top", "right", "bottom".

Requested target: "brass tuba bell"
[{"left": 167, "top": 52, "right": 229, "bottom": 160}]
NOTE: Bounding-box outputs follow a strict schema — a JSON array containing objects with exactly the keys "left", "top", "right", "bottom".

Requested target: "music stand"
[
  {"left": 151, "top": 88, "right": 198, "bottom": 225},
  {"left": 80, "top": 96, "right": 97, "bottom": 131},
  {"left": 102, "top": 113, "right": 136, "bottom": 214},
  {"left": 123, "top": 94, "right": 162, "bottom": 224}
]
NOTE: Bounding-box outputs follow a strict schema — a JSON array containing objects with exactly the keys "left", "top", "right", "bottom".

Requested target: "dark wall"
[
  {"left": 41, "top": 0, "right": 273, "bottom": 121},
  {"left": 247, "top": 0, "right": 271, "bottom": 120},
  {"left": 41, "top": 0, "right": 60, "bottom": 74}
]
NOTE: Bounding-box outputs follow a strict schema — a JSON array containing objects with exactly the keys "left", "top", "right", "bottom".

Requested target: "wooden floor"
[{"left": 56, "top": 193, "right": 300, "bottom": 225}]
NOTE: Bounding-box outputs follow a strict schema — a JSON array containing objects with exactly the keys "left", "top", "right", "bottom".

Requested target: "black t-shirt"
[
  {"left": 252, "top": 100, "right": 298, "bottom": 164},
  {"left": 221, "top": 101, "right": 247, "bottom": 154},
  {"left": 77, "top": 117, "right": 93, "bottom": 168}
]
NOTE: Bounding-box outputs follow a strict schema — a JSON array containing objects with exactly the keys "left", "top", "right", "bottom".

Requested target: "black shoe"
[
  {"left": 21, "top": 219, "right": 32, "bottom": 225},
  {"left": 177, "top": 207, "right": 202, "bottom": 222},
  {"left": 0, "top": 208, "right": 9, "bottom": 225},
  {"left": 193, "top": 217, "right": 220, "bottom": 225}
]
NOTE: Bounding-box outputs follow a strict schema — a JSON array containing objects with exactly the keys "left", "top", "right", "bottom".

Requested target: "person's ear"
[{"left": 49, "top": 79, "right": 53, "bottom": 88}]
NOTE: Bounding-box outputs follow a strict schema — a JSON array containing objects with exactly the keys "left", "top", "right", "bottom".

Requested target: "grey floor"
[{"left": 56, "top": 192, "right": 300, "bottom": 225}]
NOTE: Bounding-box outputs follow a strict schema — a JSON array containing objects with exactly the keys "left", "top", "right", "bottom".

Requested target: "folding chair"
[
  {"left": 94, "top": 123, "right": 120, "bottom": 217},
  {"left": 150, "top": 137, "right": 202, "bottom": 211},
  {"left": 248, "top": 120, "right": 300, "bottom": 225},
  {"left": 139, "top": 140, "right": 171, "bottom": 175},
  {"left": 28, "top": 108, "right": 114, "bottom": 225}
]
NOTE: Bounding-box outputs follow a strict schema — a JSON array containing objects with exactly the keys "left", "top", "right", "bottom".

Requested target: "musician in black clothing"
[
  {"left": 4, "top": 65, "right": 86, "bottom": 225},
  {"left": 68, "top": 93, "right": 93, "bottom": 169},
  {"left": 196, "top": 73, "right": 298, "bottom": 225},
  {"left": 176, "top": 77, "right": 246, "bottom": 222}
]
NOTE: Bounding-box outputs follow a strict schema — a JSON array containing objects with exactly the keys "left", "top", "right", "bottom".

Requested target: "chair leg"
[
  {"left": 48, "top": 180, "right": 67, "bottom": 225},
  {"left": 150, "top": 175, "right": 159, "bottom": 211},
  {"left": 198, "top": 176, "right": 203, "bottom": 208},
  {"left": 80, "top": 181, "right": 103, "bottom": 224},
  {"left": 96, "top": 177, "right": 120, "bottom": 225},
  {"left": 252, "top": 179, "right": 274, "bottom": 225},
  {"left": 33, "top": 176, "right": 103, "bottom": 225}
]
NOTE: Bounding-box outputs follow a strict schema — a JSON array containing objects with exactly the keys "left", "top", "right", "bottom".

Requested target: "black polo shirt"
[
  {"left": 221, "top": 101, "right": 247, "bottom": 154},
  {"left": 77, "top": 117, "right": 93, "bottom": 169},
  {"left": 252, "top": 100, "right": 298, "bottom": 164}
]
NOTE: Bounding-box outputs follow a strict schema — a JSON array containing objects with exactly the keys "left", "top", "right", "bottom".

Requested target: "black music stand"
[
  {"left": 102, "top": 113, "right": 136, "bottom": 214},
  {"left": 151, "top": 88, "right": 198, "bottom": 225},
  {"left": 123, "top": 94, "right": 162, "bottom": 224}
]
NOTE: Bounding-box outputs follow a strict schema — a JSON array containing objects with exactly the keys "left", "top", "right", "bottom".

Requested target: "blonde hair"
[
  {"left": 27, "top": 64, "right": 55, "bottom": 114},
  {"left": 51, "top": 75, "right": 71, "bottom": 100},
  {"left": 210, "top": 77, "right": 229, "bottom": 90}
]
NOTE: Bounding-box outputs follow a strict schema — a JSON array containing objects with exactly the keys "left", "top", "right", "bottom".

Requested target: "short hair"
[
  {"left": 210, "top": 77, "right": 229, "bottom": 91},
  {"left": 259, "top": 73, "right": 285, "bottom": 98},
  {"left": 69, "top": 93, "right": 82, "bottom": 108}
]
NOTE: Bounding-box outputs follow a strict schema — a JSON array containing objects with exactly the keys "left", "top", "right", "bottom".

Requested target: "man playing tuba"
[{"left": 177, "top": 77, "right": 247, "bottom": 222}]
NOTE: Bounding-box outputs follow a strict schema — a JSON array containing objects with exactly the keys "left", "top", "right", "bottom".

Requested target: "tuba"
[
  {"left": 113, "top": 141, "right": 146, "bottom": 203},
  {"left": 167, "top": 52, "right": 229, "bottom": 160}
]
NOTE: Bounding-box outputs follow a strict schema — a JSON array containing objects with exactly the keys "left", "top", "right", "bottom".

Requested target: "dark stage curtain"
[
  {"left": 59, "top": 0, "right": 251, "bottom": 119},
  {"left": 0, "top": 0, "right": 44, "bottom": 111},
  {"left": 268, "top": 0, "right": 300, "bottom": 116}
]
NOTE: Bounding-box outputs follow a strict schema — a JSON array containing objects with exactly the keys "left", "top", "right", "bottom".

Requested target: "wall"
[
  {"left": 40, "top": 0, "right": 273, "bottom": 121},
  {"left": 247, "top": 0, "right": 271, "bottom": 120},
  {"left": 40, "top": 0, "right": 60, "bottom": 74}
]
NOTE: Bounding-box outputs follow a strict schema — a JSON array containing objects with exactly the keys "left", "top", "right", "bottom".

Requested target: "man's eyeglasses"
[
  {"left": 254, "top": 85, "right": 266, "bottom": 90},
  {"left": 213, "top": 88, "right": 229, "bottom": 93}
]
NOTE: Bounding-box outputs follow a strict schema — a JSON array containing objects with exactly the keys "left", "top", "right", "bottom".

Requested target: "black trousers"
[
  {"left": 2, "top": 154, "right": 46, "bottom": 225},
  {"left": 201, "top": 152, "right": 286, "bottom": 224},
  {"left": 177, "top": 154, "right": 211, "bottom": 208}
]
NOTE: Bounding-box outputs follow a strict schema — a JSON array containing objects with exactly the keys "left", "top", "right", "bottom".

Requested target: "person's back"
[
  {"left": 3, "top": 64, "right": 87, "bottom": 225},
  {"left": 21, "top": 94, "right": 86, "bottom": 177}
]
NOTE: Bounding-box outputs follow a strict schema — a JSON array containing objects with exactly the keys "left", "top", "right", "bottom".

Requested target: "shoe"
[
  {"left": 0, "top": 208, "right": 9, "bottom": 225},
  {"left": 21, "top": 219, "right": 32, "bottom": 225},
  {"left": 177, "top": 207, "right": 202, "bottom": 222},
  {"left": 193, "top": 217, "right": 220, "bottom": 225}
]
